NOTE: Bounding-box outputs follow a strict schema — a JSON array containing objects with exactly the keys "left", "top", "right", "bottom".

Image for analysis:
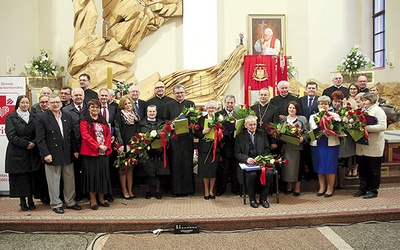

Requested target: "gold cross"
[{"left": 259, "top": 120, "right": 263, "bottom": 126}]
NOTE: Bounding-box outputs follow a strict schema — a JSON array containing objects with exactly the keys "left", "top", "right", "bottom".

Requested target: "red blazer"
[{"left": 79, "top": 120, "right": 112, "bottom": 156}]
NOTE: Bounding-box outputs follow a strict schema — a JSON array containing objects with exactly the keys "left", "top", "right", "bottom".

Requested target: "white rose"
[
  {"left": 270, "top": 159, "right": 275, "bottom": 165},
  {"left": 218, "top": 114, "right": 224, "bottom": 122},
  {"left": 150, "top": 130, "right": 158, "bottom": 137}
]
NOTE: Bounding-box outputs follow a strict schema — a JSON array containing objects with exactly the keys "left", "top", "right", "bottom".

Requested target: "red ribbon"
[
  {"left": 160, "top": 131, "right": 167, "bottom": 168},
  {"left": 260, "top": 165, "right": 273, "bottom": 186},
  {"left": 211, "top": 127, "right": 224, "bottom": 163}
]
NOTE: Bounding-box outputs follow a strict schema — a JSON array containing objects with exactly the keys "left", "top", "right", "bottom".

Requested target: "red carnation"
[
  {"left": 165, "top": 121, "right": 171, "bottom": 126},
  {"left": 199, "top": 106, "right": 204, "bottom": 111},
  {"left": 283, "top": 159, "right": 289, "bottom": 164},
  {"left": 145, "top": 140, "right": 151, "bottom": 145},
  {"left": 194, "top": 124, "right": 201, "bottom": 130},
  {"left": 265, "top": 124, "right": 270, "bottom": 130}
]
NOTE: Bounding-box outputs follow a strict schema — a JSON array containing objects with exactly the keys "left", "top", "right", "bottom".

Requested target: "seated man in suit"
[{"left": 234, "top": 115, "right": 274, "bottom": 208}]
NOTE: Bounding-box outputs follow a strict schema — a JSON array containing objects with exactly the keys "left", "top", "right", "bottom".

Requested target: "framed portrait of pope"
[{"left": 247, "top": 14, "right": 286, "bottom": 56}]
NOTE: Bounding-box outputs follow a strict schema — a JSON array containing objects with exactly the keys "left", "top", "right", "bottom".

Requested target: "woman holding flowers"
[
  {"left": 281, "top": 101, "right": 309, "bottom": 196},
  {"left": 138, "top": 105, "right": 169, "bottom": 199},
  {"left": 309, "top": 96, "right": 340, "bottom": 197},
  {"left": 354, "top": 93, "right": 387, "bottom": 199},
  {"left": 80, "top": 99, "right": 112, "bottom": 210},
  {"left": 114, "top": 95, "right": 139, "bottom": 199},
  {"left": 194, "top": 101, "right": 222, "bottom": 200},
  {"left": 344, "top": 83, "right": 360, "bottom": 109}
]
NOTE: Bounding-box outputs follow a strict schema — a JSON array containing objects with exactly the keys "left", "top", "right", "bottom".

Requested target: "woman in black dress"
[
  {"left": 80, "top": 99, "right": 113, "bottom": 210},
  {"left": 195, "top": 101, "right": 221, "bottom": 200},
  {"left": 5, "top": 95, "right": 40, "bottom": 211},
  {"left": 114, "top": 95, "right": 139, "bottom": 199},
  {"left": 138, "top": 105, "right": 169, "bottom": 199}
]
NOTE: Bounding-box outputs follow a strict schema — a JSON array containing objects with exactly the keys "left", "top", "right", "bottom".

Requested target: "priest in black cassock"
[
  {"left": 147, "top": 81, "right": 174, "bottom": 121},
  {"left": 164, "top": 84, "right": 195, "bottom": 196},
  {"left": 270, "top": 80, "right": 300, "bottom": 121}
]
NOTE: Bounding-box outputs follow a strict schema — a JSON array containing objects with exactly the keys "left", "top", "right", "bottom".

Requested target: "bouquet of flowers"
[
  {"left": 254, "top": 154, "right": 288, "bottom": 186},
  {"left": 313, "top": 109, "right": 346, "bottom": 138},
  {"left": 175, "top": 106, "right": 203, "bottom": 133},
  {"left": 130, "top": 133, "right": 152, "bottom": 160},
  {"left": 336, "top": 44, "right": 374, "bottom": 75},
  {"left": 29, "top": 49, "right": 64, "bottom": 77},
  {"left": 149, "top": 121, "right": 174, "bottom": 167},
  {"left": 114, "top": 139, "right": 137, "bottom": 175},
  {"left": 232, "top": 105, "right": 256, "bottom": 120},
  {"left": 114, "top": 81, "right": 133, "bottom": 99},
  {"left": 336, "top": 103, "right": 369, "bottom": 142},
  {"left": 266, "top": 122, "right": 304, "bottom": 145}
]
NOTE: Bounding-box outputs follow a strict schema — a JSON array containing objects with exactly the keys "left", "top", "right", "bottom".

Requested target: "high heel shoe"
[
  {"left": 99, "top": 201, "right": 110, "bottom": 207},
  {"left": 209, "top": 195, "right": 216, "bottom": 199},
  {"left": 324, "top": 190, "right": 335, "bottom": 198},
  {"left": 204, "top": 195, "right": 210, "bottom": 200},
  {"left": 90, "top": 203, "right": 99, "bottom": 210},
  {"left": 293, "top": 192, "right": 300, "bottom": 197},
  {"left": 316, "top": 190, "right": 326, "bottom": 196}
]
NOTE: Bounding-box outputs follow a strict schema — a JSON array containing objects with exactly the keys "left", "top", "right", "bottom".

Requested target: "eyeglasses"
[
  {"left": 155, "top": 86, "right": 165, "bottom": 89},
  {"left": 49, "top": 101, "right": 61, "bottom": 104},
  {"left": 40, "top": 101, "right": 49, "bottom": 104}
]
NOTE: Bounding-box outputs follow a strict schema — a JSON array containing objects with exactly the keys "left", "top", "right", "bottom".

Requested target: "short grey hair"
[
  {"left": 173, "top": 84, "right": 185, "bottom": 92},
  {"left": 318, "top": 95, "right": 331, "bottom": 104},
  {"left": 360, "top": 93, "right": 377, "bottom": 104},
  {"left": 245, "top": 115, "right": 257, "bottom": 124},
  {"left": 205, "top": 100, "right": 218, "bottom": 109},
  {"left": 277, "top": 80, "right": 290, "bottom": 89},
  {"left": 224, "top": 94, "right": 236, "bottom": 102}
]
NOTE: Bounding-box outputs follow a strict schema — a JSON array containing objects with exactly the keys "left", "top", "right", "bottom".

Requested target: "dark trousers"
[
  {"left": 246, "top": 170, "right": 273, "bottom": 201},
  {"left": 217, "top": 156, "right": 239, "bottom": 193},
  {"left": 357, "top": 155, "right": 382, "bottom": 194}
]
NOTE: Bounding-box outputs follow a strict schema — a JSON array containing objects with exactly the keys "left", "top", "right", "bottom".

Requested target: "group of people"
[{"left": 5, "top": 72, "right": 388, "bottom": 212}]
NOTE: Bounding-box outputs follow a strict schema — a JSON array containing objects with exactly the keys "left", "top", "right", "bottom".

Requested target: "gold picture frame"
[{"left": 247, "top": 14, "right": 286, "bottom": 55}]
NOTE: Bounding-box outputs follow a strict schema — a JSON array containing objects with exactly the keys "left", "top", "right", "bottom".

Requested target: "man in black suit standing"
[
  {"left": 146, "top": 81, "right": 174, "bottom": 121},
  {"left": 235, "top": 115, "right": 273, "bottom": 208},
  {"left": 299, "top": 81, "right": 319, "bottom": 181},
  {"left": 270, "top": 80, "right": 300, "bottom": 121},
  {"left": 129, "top": 85, "right": 147, "bottom": 120},
  {"left": 215, "top": 94, "right": 239, "bottom": 196},
  {"left": 99, "top": 88, "right": 117, "bottom": 201},
  {"left": 250, "top": 88, "right": 279, "bottom": 150},
  {"left": 79, "top": 73, "right": 98, "bottom": 104},
  {"left": 36, "top": 94, "right": 81, "bottom": 214},
  {"left": 322, "top": 73, "right": 349, "bottom": 97}
]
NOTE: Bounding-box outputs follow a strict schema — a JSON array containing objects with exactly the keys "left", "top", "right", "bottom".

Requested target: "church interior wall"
[{"left": 0, "top": 0, "right": 398, "bottom": 104}]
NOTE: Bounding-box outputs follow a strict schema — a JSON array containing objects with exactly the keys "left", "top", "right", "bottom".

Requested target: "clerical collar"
[
  {"left": 147, "top": 118, "right": 156, "bottom": 121},
  {"left": 156, "top": 94, "right": 165, "bottom": 99},
  {"left": 260, "top": 102, "right": 269, "bottom": 106},
  {"left": 175, "top": 99, "right": 185, "bottom": 104}
]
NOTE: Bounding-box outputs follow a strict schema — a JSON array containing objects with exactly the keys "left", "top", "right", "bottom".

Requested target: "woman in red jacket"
[{"left": 80, "top": 99, "right": 112, "bottom": 210}]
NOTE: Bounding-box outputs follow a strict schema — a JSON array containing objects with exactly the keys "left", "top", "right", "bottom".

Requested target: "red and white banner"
[{"left": 0, "top": 76, "right": 26, "bottom": 194}]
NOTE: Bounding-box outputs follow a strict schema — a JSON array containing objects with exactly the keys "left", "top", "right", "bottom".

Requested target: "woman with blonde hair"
[
  {"left": 114, "top": 95, "right": 139, "bottom": 199},
  {"left": 369, "top": 85, "right": 386, "bottom": 106}
]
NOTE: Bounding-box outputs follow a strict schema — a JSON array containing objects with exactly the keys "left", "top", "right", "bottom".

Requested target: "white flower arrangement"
[
  {"left": 29, "top": 49, "right": 64, "bottom": 77},
  {"left": 337, "top": 44, "right": 374, "bottom": 75}
]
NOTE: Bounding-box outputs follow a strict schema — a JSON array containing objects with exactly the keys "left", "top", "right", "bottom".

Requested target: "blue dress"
[{"left": 311, "top": 136, "right": 339, "bottom": 174}]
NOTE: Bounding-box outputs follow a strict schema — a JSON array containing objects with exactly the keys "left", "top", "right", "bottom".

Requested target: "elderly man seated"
[{"left": 234, "top": 115, "right": 274, "bottom": 208}]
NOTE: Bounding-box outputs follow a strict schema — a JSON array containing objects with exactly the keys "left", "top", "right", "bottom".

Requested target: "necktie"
[
  {"left": 134, "top": 101, "right": 140, "bottom": 119},
  {"left": 78, "top": 105, "right": 82, "bottom": 112},
  {"left": 102, "top": 106, "right": 107, "bottom": 121},
  {"left": 308, "top": 97, "right": 313, "bottom": 108},
  {"left": 250, "top": 133, "right": 255, "bottom": 145}
]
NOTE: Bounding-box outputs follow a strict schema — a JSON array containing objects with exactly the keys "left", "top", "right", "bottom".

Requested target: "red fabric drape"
[{"left": 244, "top": 55, "right": 288, "bottom": 106}]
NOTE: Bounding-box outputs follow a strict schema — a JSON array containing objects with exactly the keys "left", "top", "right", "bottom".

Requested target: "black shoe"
[
  {"left": 52, "top": 207, "right": 65, "bottom": 214},
  {"left": 40, "top": 197, "right": 50, "bottom": 204},
  {"left": 204, "top": 195, "right": 210, "bottom": 200},
  {"left": 155, "top": 192, "right": 162, "bottom": 199},
  {"left": 363, "top": 191, "right": 378, "bottom": 199},
  {"left": 90, "top": 203, "right": 99, "bottom": 210},
  {"left": 28, "top": 202, "right": 36, "bottom": 210},
  {"left": 20, "top": 203, "right": 28, "bottom": 211},
  {"left": 67, "top": 204, "right": 82, "bottom": 210},
  {"left": 210, "top": 195, "right": 216, "bottom": 199},
  {"left": 316, "top": 192, "right": 325, "bottom": 196},
  {"left": 250, "top": 200, "right": 258, "bottom": 208},
  {"left": 324, "top": 191, "right": 334, "bottom": 198},
  {"left": 105, "top": 195, "right": 114, "bottom": 202},
  {"left": 145, "top": 191, "right": 152, "bottom": 199},
  {"left": 284, "top": 189, "right": 293, "bottom": 195},
  {"left": 260, "top": 200, "right": 270, "bottom": 208},
  {"left": 353, "top": 190, "right": 366, "bottom": 197},
  {"left": 99, "top": 202, "right": 110, "bottom": 207},
  {"left": 293, "top": 192, "right": 300, "bottom": 197}
]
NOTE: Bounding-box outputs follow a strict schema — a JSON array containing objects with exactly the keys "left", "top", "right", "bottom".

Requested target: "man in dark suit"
[
  {"left": 270, "top": 80, "right": 300, "bottom": 121},
  {"left": 322, "top": 73, "right": 349, "bottom": 97},
  {"left": 235, "top": 115, "right": 273, "bottom": 208},
  {"left": 79, "top": 73, "right": 98, "bottom": 104},
  {"left": 99, "top": 88, "right": 117, "bottom": 201},
  {"left": 357, "top": 75, "right": 369, "bottom": 93},
  {"left": 299, "top": 81, "right": 319, "bottom": 181},
  {"left": 215, "top": 94, "right": 239, "bottom": 196},
  {"left": 250, "top": 88, "right": 279, "bottom": 151},
  {"left": 63, "top": 87, "right": 87, "bottom": 201},
  {"left": 31, "top": 86, "right": 52, "bottom": 116},
  {"left": 129, "top": 85, "right": 147, "bottom": 120},
  {"left": 146, "top": 81, "right": 174, "bottom": 121},
  {"left": 36, "top": 94, "right": 81, "bottom": 214}
]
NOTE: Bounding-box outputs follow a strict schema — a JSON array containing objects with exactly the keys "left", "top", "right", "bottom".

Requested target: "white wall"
[{"left": 0, "top": 0, "right": 399, "bottom": 104}]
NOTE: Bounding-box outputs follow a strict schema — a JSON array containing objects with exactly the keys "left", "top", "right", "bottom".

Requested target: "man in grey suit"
[{"left": 36, "top": 94, "right": 81, "bottom": 214}]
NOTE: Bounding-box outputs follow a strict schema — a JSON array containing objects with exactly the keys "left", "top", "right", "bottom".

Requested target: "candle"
[
  {"left": 299, "top": 87, "right": 305, "bottom": 97},
  {"left": 107, "top": 66, "right": 112, "bottom": 89},
  {"left": 268, "top": 86, "right": 274, "bottom": 98}
]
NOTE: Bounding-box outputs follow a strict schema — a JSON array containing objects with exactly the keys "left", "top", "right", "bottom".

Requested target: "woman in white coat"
[{"left": 353, "top": 93, "right": 387, "bottom": 199}]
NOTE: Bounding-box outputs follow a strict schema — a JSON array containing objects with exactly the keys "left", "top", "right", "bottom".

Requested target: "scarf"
[
  {"left": 121, "top": 110, "right": 138, "bottom": 125},
  {"left": 16, "top": 108, "right": 30, "bottom": 123}
]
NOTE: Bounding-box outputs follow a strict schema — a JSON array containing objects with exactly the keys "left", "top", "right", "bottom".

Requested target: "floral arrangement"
[
  {"left": 335, "top": 103, "right": 369, "bottom": 142},
  {"left": 114, "top": 139, "right": 137, "bottom": 175},
  {"left": 114, "top": 81, "right": 133, "bottom": 99},
  {"left": 29, "top": 49, "right": 64, "bottom": 77},
  {"left": 313, "top": 109, "right": 346, "bottom": 138},
  {"left": 254, "top": 154, "right": 288, "bottom": 186},
  {"left": 177, "top": 106, "right": 204, "bottom": 124},
  {"left": 287, "top": 60, "right": 297, "bottom": 79},
  {"left": 266, "top": 122, "right": 304, "bottom": 145},
  {"left": 336, "top": 44, "right": 374, "bottom": 75},
  {"left": 232, "top": 105, "right": 256, "bottom": 120}
]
